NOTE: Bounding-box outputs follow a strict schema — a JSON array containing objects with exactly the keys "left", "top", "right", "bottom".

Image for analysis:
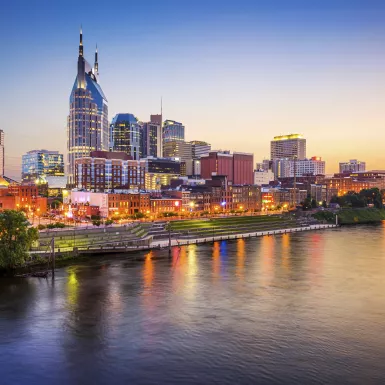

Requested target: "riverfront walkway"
[{"left": 30, "top": 223, "right": 337, "bottom": 258}]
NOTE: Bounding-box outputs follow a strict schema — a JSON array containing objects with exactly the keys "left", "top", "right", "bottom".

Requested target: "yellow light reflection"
[
  {"left": 67, "top": 268, "right": 79, "bottom": 307},
  {"left": 212, "top": 241, "right": 220, "bottom": 280},
  {"left": 260, "top": 235, "right": 275, "bottom": 287},
  {"left": 281, "top": 234, "right": 290, "bottom": 272},
  {"left": 143, "top": 251, "right": 154, "bottom": 289},
  {"left": 236, "top": 238, "right": 245, "bottom": 280}
]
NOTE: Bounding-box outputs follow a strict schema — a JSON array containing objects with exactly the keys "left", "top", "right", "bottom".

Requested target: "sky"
[{"left": 1, "top": 0, "right": 385, "bottom": 180}]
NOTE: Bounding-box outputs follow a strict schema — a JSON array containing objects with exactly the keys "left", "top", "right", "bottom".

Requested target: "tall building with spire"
[{"left": 67, "top": 28, "right": 108, "bottom": 186}]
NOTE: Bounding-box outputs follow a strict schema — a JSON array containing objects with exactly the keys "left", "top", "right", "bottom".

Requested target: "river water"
[{"left": 1, "top": 225, "right": 385, "bottom": 384}]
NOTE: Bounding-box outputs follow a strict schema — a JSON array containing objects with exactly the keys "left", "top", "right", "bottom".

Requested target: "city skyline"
[{"left": 2, "top": 0, "right": 385, "bottom": 179}]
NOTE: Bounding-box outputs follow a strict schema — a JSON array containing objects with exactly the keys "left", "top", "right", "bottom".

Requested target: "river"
[{"left": 1, "top": 225, "right": 385, "bottom": 384}]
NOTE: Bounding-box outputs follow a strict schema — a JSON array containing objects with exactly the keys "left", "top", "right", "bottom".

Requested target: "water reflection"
[
  {"left": 281, "top": 233, "right": 291, "bottom": 272},
  {"left": 143, "top": 251, "right": 154, "bottom": 290},
  {"left": 236, "top": 238, "right": 245, "bottom": 280},
  {"left": 1, "top": 228, "right": 385, "bottom": 385},
  {"left": 212, "top": 241, "right": 221, "bottom": 280},
  {"left": 66, "top": 267, "right": 79, "bottom": 308},
  {"left": 260, "top": 235, "right": 275, "bottom": 287}
]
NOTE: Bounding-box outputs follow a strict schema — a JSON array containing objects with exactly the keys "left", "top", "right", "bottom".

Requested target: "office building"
[
  {"left": 163, "top": 140, "right": 192, "bottom": 160},
  {"left": 271, "top": 134, "right": 306, "bottom": 160},
  {"left": 254, "top": 169, "right": 274, "bottom": 186},
  {"left": 190, "top": 140, "right": 211, "bottom": 158},
  {"left": 200, "top": 151, "right": 254, "bottom": 185},
  {"left": 256, "top": 159, "right": 271, "bottom": 171},
  {"left": 22, "top": 150, "right": 64, "bottom": 182},
  {"left": 142, "top": 157, "right": 181, "bottom": 191},
  {"left": 272, "top": 157, "right": 325, "bottom": 178},
  {"left": 75, "top": 151, "right": 146, "bottom": 192},
  {"left": 189, "top": 140, "right": 211, "bottom": 177},
  {"left": 67, "top": 28, "right": 108, "bottom": 186},
  {"left": 163, "top": 120, "right": 185, "bottom": 144},
  {"left": 339, "top": 159, "right": 366, "bottom": 174},
  {"left": 140, "top": 114, "right": 162, "bottom": 158},
  {"left": 110, "top": 113, "right": 141, "bottom": 160}
]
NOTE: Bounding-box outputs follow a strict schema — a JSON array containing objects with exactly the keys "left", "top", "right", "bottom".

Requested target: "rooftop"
[{"left": 273, "top": 134, "right": 304, "bottom": 141}]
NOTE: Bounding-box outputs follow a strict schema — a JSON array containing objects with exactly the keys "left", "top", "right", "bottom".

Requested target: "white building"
[
  {"left": 339, "top": 159, "right": 366, "bottom": 173},
  {"left": 273, "top": 157, "right": 325, "bottom": 178},
  {"left": 254, "top": 170, "right": 274, "bottom": 186},
  {"left": 66, "top": 191, "right": 109, "bottom": 218}
]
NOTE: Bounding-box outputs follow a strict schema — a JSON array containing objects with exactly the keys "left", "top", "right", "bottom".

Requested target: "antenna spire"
[
  {"left": 94, "top": 44, "right": 99, "bottom": 75},
  {"left": 79, "top": 25, "right": 83, "bottom": 57}
]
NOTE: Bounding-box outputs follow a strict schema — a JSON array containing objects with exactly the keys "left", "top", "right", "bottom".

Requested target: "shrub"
[{"left": 37, "top": 224, "right": 46, "bottom": 230}]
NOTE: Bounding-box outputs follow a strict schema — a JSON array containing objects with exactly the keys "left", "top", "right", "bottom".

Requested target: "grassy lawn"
[{"left": 170, "top": 215, "right": 293, "bottom": 233}]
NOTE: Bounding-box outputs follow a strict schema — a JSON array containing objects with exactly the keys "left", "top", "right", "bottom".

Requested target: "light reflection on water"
[{"left": 1, "top": 226, "right": 385, "bottom": 384}]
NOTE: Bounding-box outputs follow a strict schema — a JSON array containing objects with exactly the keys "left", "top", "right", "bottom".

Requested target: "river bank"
[
  {"left": 17, "top": 223, "right": 338, "bottom": 274},
  {"left": 338, "top": 208, "right": 385, "bottom": 225}
]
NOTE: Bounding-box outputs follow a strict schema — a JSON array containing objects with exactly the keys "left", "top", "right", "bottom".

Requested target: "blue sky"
[{"left": 1, "top": 0, "right": 385, "bottom": 179}]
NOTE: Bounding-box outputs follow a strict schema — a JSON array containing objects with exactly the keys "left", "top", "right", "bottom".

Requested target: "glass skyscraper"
[
  {"left": 163, "top": 120, "right": 185, "bottom": 143},
  {"left": 22, "top": 150, "right": 64, "bottom": 181},
  {"left": 110, "top": 113, "right": 141, "bottom": 160},
  {"left": 67, "top": 28, "right": 108, "bottom": 185}
]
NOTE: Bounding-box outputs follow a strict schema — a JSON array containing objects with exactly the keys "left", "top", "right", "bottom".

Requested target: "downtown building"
[
  {"left": 75, "top": 151, "right": 146, "bottom": 192},
  {"left": 200, "top": 151, "right": 254, "bottom": 185},
  {"left": 22, "top": 149, "right": 64, "bottom": 182},
  {"left": 67, "top": 29, "right": 109, "bottom": 186},
  {"left": 272, "top": 157, "right": 325, "bottom": 178},
  {"left": 162, "top": 120, "right": 185, "bottom": 147},
  {"left": 339, "top": 159, "right": 366, "bottom": 174},
  {"left": 140, "top": 114, "right": 163, "bottom": 158},
  {"left": 110, "top": 113, "right": 141, "bottom": 160},
  {"left": 271, "top": 134, "right": 306, "bottom": 160}
]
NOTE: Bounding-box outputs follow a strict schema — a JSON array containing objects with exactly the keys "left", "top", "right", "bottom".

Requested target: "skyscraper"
[
  {"left": 140, "top": 115, "right": 163, "bottom": 158},
  {"left": 110, "top": 114, "right": 141, "bottom": 160},
  {"left": 163, "top": 120, "right": 185, "bottom": 145},
  {"left": 0, "top": 130, "right": 4, "bottom": 177},
  {"left": 67, "top": 28, "right": 108, "bottom": 186},
  {"left": 270, "top": 134, "right": 306, "bottom": 160}
]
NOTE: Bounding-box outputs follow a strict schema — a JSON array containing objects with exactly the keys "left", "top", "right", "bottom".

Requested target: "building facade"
[
  {"left": 201, "top": 151, "right": 254, "bottom": 185},
  {"left": 270, "top": 134, "right": 306, "bottom": 160},
  {"left": 141, "top": 118, "right": 162, "bottom": 158},
  {"left": 163, "top": 120, "right": 185, "bottom": 144},
  {"left": 254, "top": 169, "right": 274, "bottom": 186},
  {"left": 339, "top": 159, "right": 366, "bottom": 174},
  {"left": 22, "top": 150, "right": 64, "bottom": 182},
  {"left": 75, "top": 151, "right": 145, "bottom": 192},
  {"left": 67, "top": 29, "right": 109, "bottom": 186},
  {"left": 272, "top": 157, "right": 325, "bottom": 178},
  {"left": 110, "top": 113, "right": 141, "bottom": 160},
  {"left": 143, "top": 157, "right": 181, "bottom": 191}
]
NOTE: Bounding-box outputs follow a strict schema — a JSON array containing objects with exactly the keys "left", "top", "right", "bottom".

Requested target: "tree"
[
  {"left": 311, "top": 199, "right": 318, "bottom": 209},
  {"left": 302, "top": 194, "right": 312, "bottom": 210},
  {"left": 0, "top": 210, "right": 38, "bottom": 270},
  {"left": 359, "top": 188, "right": 383, "bottom": 209},
  {"left": 322, "top": 200, "right": 327, "bottom": 208}
]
